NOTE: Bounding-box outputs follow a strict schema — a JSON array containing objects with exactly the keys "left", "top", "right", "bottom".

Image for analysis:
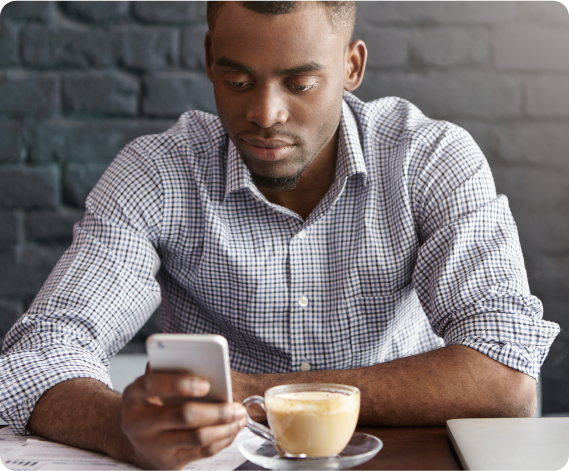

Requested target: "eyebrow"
[
  {"left": 216, "top": 57, "right": 253, "bottom": 75},
  {"left": 216, "top": 57, "right": 324, "bottom": 76}
]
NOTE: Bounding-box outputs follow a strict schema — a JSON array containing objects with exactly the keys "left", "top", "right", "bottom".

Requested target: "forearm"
[
  {"left": 27, "top": 378, "right": 134, "bottom": 463},
  {"left": 233, "top": 345, "right": 537, "bottom": 426}
]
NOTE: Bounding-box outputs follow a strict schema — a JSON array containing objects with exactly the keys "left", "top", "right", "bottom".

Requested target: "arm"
[
  {"left": 233, "top": 344, "right": 536, "bottom": 426},
  {"left": 235, "top": 123, "right": 552, "bottom": 425},
  {"left": 3, "top": 142, "right": 245, "bottom": 469},
  {"left": 27, "top": 372, "right": 246, "bottom": 470}
]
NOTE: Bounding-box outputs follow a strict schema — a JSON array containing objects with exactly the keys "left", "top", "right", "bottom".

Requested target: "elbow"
[{"left": 492, "top": 372, "right": 537, "bottom": 418}]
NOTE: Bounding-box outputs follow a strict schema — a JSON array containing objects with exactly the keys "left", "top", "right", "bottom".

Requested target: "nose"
[{"left": 245, "top": 84, "right": 288, "bottom": 129}]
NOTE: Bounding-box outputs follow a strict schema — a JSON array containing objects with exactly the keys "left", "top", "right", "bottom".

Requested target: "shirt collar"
[
  {"left": 336, "top": 96, "right": 367, "bottom": 183},
  {"left": 224, "top": 95, "right": 367, "bottom": 201},
  {"left": 225, "top": 139, "right": 251, "bottom": 197}
]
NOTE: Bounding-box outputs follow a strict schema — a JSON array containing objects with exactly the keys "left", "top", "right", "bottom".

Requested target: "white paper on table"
[
  {"left": 0, "top": 428, "right": 27, "bottom": 457},
  {"left": 2, "top": 439, "right": 138, "bottom": 470},
  {"left": 0, "top": 426, "right": 260, "bottom": 471}
]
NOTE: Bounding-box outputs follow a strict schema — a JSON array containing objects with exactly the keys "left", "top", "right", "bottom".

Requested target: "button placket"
[{"left": 289, "top": 226, "right": 311, "bottom": 372}]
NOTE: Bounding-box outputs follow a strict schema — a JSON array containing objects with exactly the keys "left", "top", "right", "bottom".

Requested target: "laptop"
[{"left": 446, "top": 417, "right": 569, "bottom": 470}]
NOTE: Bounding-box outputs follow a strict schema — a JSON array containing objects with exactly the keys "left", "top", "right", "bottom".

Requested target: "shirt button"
[
  {"left": 298, "top": 296, "right": 309, "bottom": 307},
  {"left": 300, "top": 361, "right": 311, "bottom": 372},
  {"left": 298, "top": 230, "right": 306, "bottom": 239}
]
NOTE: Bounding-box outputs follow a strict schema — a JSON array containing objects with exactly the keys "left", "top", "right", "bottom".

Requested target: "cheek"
[
  {"left": 212, "top": 87, "right": 242, "bottom": 133},
  {"left": 303, "top": 93, "right": 343, "bottom": 138}
]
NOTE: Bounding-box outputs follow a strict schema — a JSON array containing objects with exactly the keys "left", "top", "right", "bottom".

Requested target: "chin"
[{"left": 250, "top": 171, "right": 303, "bottom": 191}]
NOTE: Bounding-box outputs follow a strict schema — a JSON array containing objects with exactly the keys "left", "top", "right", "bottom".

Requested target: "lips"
[{"left": 240, "top": 136, "right": 295, "bottom": 161}]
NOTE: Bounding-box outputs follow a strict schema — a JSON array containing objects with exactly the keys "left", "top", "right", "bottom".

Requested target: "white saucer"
[{"left": 238, "top": 432, "right": 383, "bottom": 470}]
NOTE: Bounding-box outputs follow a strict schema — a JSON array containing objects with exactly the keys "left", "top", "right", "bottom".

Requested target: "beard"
[
  {"left": 238, "top": 145, "right": 312, "bottom": 191},
  {"left": 249, "top": 164, "right": 309, "bottom": 190},
  {"left": 250, "top": 173, "right": 302, "bottom": 191}
]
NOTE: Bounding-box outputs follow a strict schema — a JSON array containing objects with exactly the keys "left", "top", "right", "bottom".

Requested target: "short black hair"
[{"left": 207, "top": 1, "right": 356, "bottom": 42}]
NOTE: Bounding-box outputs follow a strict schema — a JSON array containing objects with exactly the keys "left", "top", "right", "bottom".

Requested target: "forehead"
[{"left": 210, "top": 3, "right": 345, "bottom": 70}]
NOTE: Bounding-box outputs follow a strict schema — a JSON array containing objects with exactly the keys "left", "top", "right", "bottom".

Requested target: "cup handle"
[
  {"left": 242, "top": 395, "right": 275, "bottom": 443},
  {"left": 242, "top": 396, "right": 287, "bottom": 457}
]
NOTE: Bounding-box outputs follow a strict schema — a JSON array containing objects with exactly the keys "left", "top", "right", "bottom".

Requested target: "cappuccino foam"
[{"left": 266, "top": 391, "right": 357, "bottom": 414}]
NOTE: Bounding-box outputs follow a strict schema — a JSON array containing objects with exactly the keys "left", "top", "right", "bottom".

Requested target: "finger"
[
  {"left": 125, "top": 371, "right": 210, "bottom": 402},
  {"left": 134, "top": 401, "right": 246, "bottom": 432},
  {"left": 160, "top": 419, "right": 245, "bottom": 457},
  {"left": 195, "top": 431, "right": 242, "bottom": 460}
]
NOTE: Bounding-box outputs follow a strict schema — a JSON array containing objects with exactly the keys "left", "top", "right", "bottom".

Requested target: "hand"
[{"left": 121, "top": 367, "right": 246, "bottom": 470}]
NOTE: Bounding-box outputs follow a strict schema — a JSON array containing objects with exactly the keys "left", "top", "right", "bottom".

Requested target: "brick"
[
  {"left": 357, "top": 26, "right": 409, "bottom": 69},
  {"left": 491, "top": 166, "right": 569, "bottom": 214},
  {"left": 518, "top": 1, "right": 569, "bottom": 26},
  {"left": 0, "top": 299, "right": 24, "bottom": 337},
  {"left": 0, "top": 20, "right": 18, "bottom": 66},
  {"left": 355, "top": 71, "right": 522, "bottom": 119},
  {"left": 62, "top": 72, "right": 139, "bottom": 117},
  {"left": 143, "top": 73, "right": 215, "bottom": 117},
  {"left": 60, "top": 1, "right": 130, "bottom": 23},
  {"left": 0, "top": 1, "right": 51, "bottom": 22},
  {"left": 0, "top": 121, "right": 25, "bottom": 164},
  {"left": 514, "top": 208, "right": 569, "bottom": 255},
  {"left": 132, "top": 1, "right": 206, "bottom": 24},
  {"left": 115, "top": 26, "right": 177, "bottom": 72},
  {"left": 0, "top": 210, "right": 20, "bottom": 248},
  {"left": 21, "top": 25, "right": 114, "bottom": 69},
  {"left": 525, "top": 252, "right": 569, "bottom": 301},
  {"left": 0, "top": 244, "right": 67, "bottom": 298},
  {"left": 495, "top": 25, "right": 569, "bottom": 71},
  {"left": 356, "top": 1, "right": 515, "bottom": 25},
  {"left": 410, "top": 26, "right": 489, "bottom": 67},
  {"left": 181, "top": 25, "right": 208, "bottom": 70},
  {"left": 0, "top": 73, "right": 58, "bottom": 118},
  {"left": 25, "top": 208, "right": 84, "bottom": 243},
  {"left": 525, "top": 75, "right": 569, "bottom": 118},
  {"left": 489, "top": 123, "right": 569, "bottom": 169},
  {"left": 0, "top": 165, "right": 58, "bottom": 209},
  {"left": 30, "top": 120, "right": 175, "bottom": 164},
  {"left": 63, "top": 163, "right": 108, "bottom": 207}
]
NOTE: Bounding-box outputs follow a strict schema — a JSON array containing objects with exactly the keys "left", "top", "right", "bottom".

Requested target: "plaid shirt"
[{"left": 1, "top": 92, "right": 559, "bottom": 435}]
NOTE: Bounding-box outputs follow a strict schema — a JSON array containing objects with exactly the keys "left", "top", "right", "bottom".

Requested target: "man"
[{"left": 0, "top": 2, "right": 559, "bottom": 470}]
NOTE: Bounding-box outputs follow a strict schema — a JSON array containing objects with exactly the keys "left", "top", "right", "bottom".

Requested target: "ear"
[
  {"left": 344, "top": 40, "right": 367, "bottom": 92},
  {"left": 205, "top": 31, "right": 214, "bottom": 83}
]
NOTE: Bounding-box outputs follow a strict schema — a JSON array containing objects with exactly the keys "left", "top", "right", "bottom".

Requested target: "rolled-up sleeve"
[
  {"left": 0, "top": 141, "right": 163, "bottom": 435},
  {"left": 411, "top": 124, "right": 559, "bottom": 380}
]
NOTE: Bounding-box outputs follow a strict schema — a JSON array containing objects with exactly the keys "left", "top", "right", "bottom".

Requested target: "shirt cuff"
[
  {"left": 0, "top": 346, "right": 113, "bottom": 436},
  {"left": 443, "top": 313, "right": 560, "bottom": 380}
]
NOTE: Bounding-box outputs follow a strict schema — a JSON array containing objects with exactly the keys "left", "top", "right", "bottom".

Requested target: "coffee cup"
[{"left": 243, "top": 383, "right": 360, "bottom": 458}]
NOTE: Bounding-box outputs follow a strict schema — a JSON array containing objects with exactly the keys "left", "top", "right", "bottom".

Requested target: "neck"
[{"left": 259, "top": 131, "right": 338, "bottom": 221}]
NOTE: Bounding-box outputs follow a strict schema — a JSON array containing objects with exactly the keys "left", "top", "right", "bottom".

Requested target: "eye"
[
  {"left": 226, "top": 81, "right": 250, "bottom": 90},
  {"left": 289, "top": 84, "right": 315, "bottom": 92}
]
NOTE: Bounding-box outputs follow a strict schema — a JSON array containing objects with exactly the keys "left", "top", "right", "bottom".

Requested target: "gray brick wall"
[{"left": 0, "top": 1, "right": 568, "bottom": 414}]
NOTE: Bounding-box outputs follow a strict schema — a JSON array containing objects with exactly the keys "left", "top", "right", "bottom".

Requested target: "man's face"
[{"left": 206, "top": 3, "right": 349, "bottom": 188}]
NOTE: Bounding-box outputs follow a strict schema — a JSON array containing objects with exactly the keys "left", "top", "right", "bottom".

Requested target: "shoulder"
[
  {"left": 344, "top": 91, "right": 485, "bottom": 179},
  {"left": 88, "top": 111, "right": 227, "bottom": 230},
  {"left": 126, "top": 110, "right": 228, "bottom": 163},
  {"left": 343, "top": 91, "right": 470, "bottom": 150}
]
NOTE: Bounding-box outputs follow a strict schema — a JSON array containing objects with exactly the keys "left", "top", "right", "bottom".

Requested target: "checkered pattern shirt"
[{"left": 1, "top": 92, "right": 559, "bottom": 435}]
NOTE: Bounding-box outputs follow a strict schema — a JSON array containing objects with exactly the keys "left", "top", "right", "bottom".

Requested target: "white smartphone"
[{"left": 145, "top": 333, "right": 232, "bottom": 403}]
